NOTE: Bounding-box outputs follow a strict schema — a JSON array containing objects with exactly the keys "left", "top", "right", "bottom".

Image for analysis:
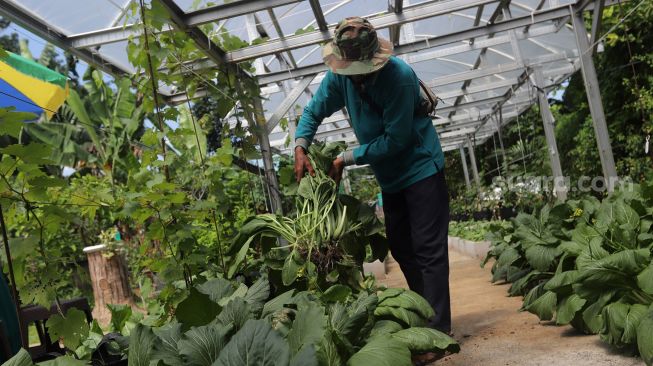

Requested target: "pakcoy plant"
[
  {"left": 227, "top": 142, "right": 389, "bottom": 292},
  {"left": 3, "top": 275, "right": 459, "bottom": 366},
  {"left": 483, "top": 183, "right": 653, "bottom": 364}
]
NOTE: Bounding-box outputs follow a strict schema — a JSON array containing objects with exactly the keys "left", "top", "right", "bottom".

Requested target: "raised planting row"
[{"left": 483, "top": 183, "right": 653, "bottom": 365}]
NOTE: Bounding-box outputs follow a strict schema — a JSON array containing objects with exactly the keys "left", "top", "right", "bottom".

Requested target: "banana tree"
[{"left": 24, "top": 70, "right": 145, "bottom": 182}]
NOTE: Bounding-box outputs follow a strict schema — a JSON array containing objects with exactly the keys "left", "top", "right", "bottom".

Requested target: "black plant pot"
[
  {"left": 450, "top": 213, "right": 470, "bottom": 222},
  {"left": 499, "top": 206, "right": 517, "bottom": 219},
  {"left": 473, "top": 210, "right": 491, "bottom": 221}
]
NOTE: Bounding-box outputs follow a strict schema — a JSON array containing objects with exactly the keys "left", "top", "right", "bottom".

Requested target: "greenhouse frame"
[{"left": 0, "top": 0, "right": 619, "bottom": 209}]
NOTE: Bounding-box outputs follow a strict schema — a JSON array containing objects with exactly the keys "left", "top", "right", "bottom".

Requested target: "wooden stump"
[{"left": 83, "top": 245, "right": 133, "bottom": 326}]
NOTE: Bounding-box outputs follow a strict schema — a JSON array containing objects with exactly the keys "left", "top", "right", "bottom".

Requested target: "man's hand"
[
  {"left": 294, "top": 146, "right": 315, "bottom": 182},
  {"left": 328, "top": 157, "right": 345, "bottom": 185}
]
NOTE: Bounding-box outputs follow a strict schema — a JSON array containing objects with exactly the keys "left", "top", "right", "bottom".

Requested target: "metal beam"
[
  {"left": 227, "top": 0, "right": 509, "bottom": 63},
  {"left": 426, "top": 49, "right": 571, "bottom": 88},
  {"left": 466, "top": 136, "right": 481, "bottom": 186},
  {"left": 468, "top": 4, "right": 486, "bottom": 45},
  {"left": 471, "top": 67, "right": 533, "bottom": 136},
  {"left": 255, "top": 5, "right": 571, "bottom": 85},
  {"left": 266, "top": 75, "right": 317, "bottom": 134},
  {"left": 524, "top": 0, "right": 547, "bottom": 33},
  {"left": 534, "top": 68, "right": 567, "bottom": 200},
  {"left": 460, "top": 145, "right": 471, "bottom": 187},
  {"left": 68, "top": 0, "right": 303, "bottom": 49},
  {"left": 259, "top": 22, "right": 560, "bottom": 92},
  {"left": 389, "top": 0, "right": 404, "bottom": 45},
  {"left": 590, "top": 0, "right": 606, "bottom": 54},
  {"left": 571, "top": 9, "right": 618, "bottom": 190},
  {"left": 251, "top": 98, "right": 283, "bottom": 214},
  {"left": 308, "top": 0, "right": 329, "bottom": 32},
  {"left": 448, "top": 0, "right": 511, "bottom": 119},
  {"left": 159, "top": 0, "right": 252, "bottom": 82},
  {"left": 0, "top": 1, "right": 132, "bottom": 76}
]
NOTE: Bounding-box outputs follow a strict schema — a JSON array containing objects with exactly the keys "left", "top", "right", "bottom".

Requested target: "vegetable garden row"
[{"left": 483, "top": 182, "right": 653, "bottom": 365}]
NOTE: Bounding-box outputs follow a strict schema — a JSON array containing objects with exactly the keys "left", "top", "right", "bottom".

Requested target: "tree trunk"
[{"left": 83, "top": 245, "right": 133, "bottom": 326}]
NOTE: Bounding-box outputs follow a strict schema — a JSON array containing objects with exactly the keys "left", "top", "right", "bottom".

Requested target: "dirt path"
[{"left": 379, "top": 249, "right": 644, "bottom": 366}]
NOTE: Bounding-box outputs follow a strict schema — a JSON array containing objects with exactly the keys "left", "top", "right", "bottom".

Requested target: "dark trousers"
[{"left": 382, "top": 171, "right": 451, "bottom": 333}]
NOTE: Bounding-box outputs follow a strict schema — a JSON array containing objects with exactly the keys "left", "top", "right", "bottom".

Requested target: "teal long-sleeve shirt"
[{"left": 295, "top": 56, "right": 444, "bottom": 193}]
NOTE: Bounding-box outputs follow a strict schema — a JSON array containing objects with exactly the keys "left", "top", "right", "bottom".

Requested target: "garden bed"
[{"left": 448, "top": 236, "right": 491, "bottom": 260}]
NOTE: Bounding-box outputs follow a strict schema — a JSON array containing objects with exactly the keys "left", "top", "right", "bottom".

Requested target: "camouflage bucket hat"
[{"left": 322, "top": 17, "right": 393, "bottom": 75}]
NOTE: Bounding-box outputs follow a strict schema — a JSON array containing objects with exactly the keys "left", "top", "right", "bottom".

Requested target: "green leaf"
[
  {"left": 0, "top": 113, "right": 25, "bottom": 138},
  {"left": 377, "top": 290, "right": 434, "bottom": 320},
  {"left": 346, "top": 337, "right": 412, "bottom": 366},
  {"left": 178, "top": 323, "right": 231, "bottom": 366},
  {"left": 555, "top": 294, "right": 586, "bottom": 325},
  {"left": 391, "top": 327, "right": 460, "bottom": 354},
  {"left": 213, "top": 319, "right": 290, "bottom": 366},
  {"left": 216, "top": 297, "right": 252, "bottom": 331},
  {"left": 369, "top": 320, "right": 404, "bottom": 338},
  {"left": 637, "top": 311, "right": 653, "bottom": 366},
  {"left": 282, "top": 251, "right": 303, "bottom": 286},
  {"left": 108, "top": 303, "right": 132, "bottom": 333},
  {"left": 582, "top": 292, "right": 615, "bottom": 334},
  {"left": 571, "top": 223, "right": 602, "bottom": 247},
  {"left": 128, "top": 324, "right": 156, "bottom": 366},
  {"left": 524, "top": 244, "right": 561, "bottom": 272},
  {"left": 0, "top": 143, "right": 53, "bottom": 165},
  {"left": 227, "top": 237, "right": 252, "bottom": 278},
  {"left": 377, "top": 288, "right": 404, "bottom": 302},
  {"left": 334, "top": 293, "right": 377, "bottom": 343},
  {"left": 496, "top": 246, "right": 521, "bottom": 268},
  {"left": 243, "top": 277, "right": 270, "bottom": 315},
  {"left": 575, "top": 240, "right": 609, "bottom": 270},
  {"left": 600, "top": 302, "right": 629, "bottom": 346},
  {"left": 637, "top": 263, "right": 653, "bottom": 295},
  {"left": 262, "top": 289, "right": 295, "bottom": 318},
  {"left": 374, "top": 306, "right": 427, "bottom": 328},
  {"left": 1, "top": 348, "right": 33, "bottom": 366},
  {"left": 287, "top": 302, "right": 326, "bottom": 356},
  {"left": 316, "top": 331, "right": 343, "bottom": 366},
  {"left": 45, "top": 308, "right": 89, "bottom": 351},
  {"left": 152, "top": 322, "right": 184, "bottom": 366},
  {"left": 321, "top": 285, "right": 352, "bottom": 302},
  {"left": 614, "top": 200, "right": 640, "bottom": 231},
  {"left": 289, "top": 344, "right": 319, "bottom": 366},
  {"left": 621, "top": 304, "right": 648, "bottom": 345},
  {"left": 175, "top": 288, "right": 222, "bottom": 330},
  {"left": 577, "top": 249, "right": 650, "bottom": 292},
  {"left": 595, "top": 201, "right": 617, "bottom": 231},
  {"left": 196, "top": 278, "right": 236, "bottom": 304},
  {"left": 66, "top": 89, "right": 105, "bottom": 161},
  {"left": 217, "top": 283, "right": 248, "bottom": 307},
  {"left": 523, "top": 290, "right": 556, "bottom": 321},
  {"left": 545, "top": 270, "right": 580, "bottom": 292}
]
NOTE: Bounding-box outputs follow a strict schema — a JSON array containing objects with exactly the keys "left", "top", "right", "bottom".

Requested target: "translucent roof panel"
[
  {"left": 96, "top": 41, "right": 137, "bottom": 73},
  {"left": 322, "top": 0, "right": 388, "bottom": 24},
  {"left": 12, "top": 0, "right": 125, "bottom": 34}
]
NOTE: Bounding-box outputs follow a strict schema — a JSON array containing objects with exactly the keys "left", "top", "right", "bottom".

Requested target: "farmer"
[{"left": 293, "top": 14, "right": 451, "bottom": 352}]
